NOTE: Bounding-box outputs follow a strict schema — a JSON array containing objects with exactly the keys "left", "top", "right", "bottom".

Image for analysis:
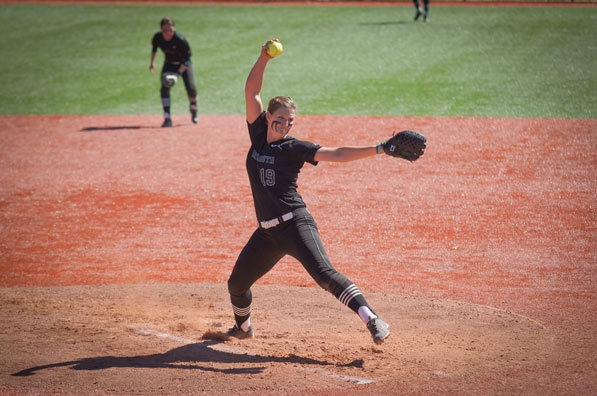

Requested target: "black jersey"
[
  {"left": 246, "top": 112, "right": 321, "bottom": 222},
  {"left": 151, "top": 32, "right": 192, "bottom": 66}
]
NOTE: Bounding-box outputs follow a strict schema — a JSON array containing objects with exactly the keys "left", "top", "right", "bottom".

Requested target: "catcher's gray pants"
[{"left": 227, "top": 208, "right": 372, "bottom": 327}]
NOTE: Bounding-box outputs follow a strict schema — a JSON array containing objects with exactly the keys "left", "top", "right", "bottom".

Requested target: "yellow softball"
[{"left": 267, "top": 41, "right": 283, "bottom": 57}]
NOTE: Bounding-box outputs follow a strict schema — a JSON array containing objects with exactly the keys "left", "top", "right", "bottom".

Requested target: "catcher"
[{"left": 226, "top": 39, "right": 426, "bottom": 345}]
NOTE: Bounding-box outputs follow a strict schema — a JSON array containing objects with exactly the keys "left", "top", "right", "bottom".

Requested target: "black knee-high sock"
[
  {"left": 230, "top": 289, "right": 252, "bottom": 327},
  {"left": 336, "top": 281, "right": 374, "bottom": 316}
]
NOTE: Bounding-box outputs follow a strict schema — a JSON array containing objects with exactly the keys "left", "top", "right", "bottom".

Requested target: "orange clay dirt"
[{"left": 0, "top": 114, "right": 595, "bottom": 395}]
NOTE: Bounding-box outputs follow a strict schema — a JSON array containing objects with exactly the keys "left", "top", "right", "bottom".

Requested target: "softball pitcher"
[{"left": 226, "top": 39, "right": 396, "bottom": 345}]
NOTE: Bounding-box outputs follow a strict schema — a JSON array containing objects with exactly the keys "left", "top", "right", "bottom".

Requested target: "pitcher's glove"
[{"left": 377, "top": 130, "right": 426, "bottom": 162}]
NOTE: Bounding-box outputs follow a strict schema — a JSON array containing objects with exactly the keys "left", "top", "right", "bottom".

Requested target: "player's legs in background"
[
  {"left": 182, "top": 65, "right": 198, "bottom": 123},
  {"left": 160, "top": 86, "right": 172, "bottom": 127},
  {"left": 423, "top": 0, "right": 430, "bottom": 22},
  {"left": 413, "top": 0, "right": 423, "bottom": 21},
  {"left": 160, "top": 64, "right": 175, "bottom": 127}
]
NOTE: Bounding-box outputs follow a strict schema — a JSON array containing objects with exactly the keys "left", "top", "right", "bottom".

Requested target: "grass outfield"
[{"left": 0, "top": 3, "right": 595, "bottom": 118}]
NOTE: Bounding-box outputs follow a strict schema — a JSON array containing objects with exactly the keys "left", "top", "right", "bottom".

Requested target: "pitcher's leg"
[
  {"left": 288, "top": 212, "right": 390, "bottom": 344},
  {"left": 227, "top": 229, "right": 284, "bottom": 336}
]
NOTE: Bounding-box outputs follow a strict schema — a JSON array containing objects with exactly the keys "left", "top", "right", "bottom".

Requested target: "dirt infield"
[{"left": 1, "top": 114, "right": 596, "bottom": 395}]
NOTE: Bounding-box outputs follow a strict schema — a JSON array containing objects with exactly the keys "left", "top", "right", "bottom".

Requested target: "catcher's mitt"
[
  {"left": 161, "top": 72, "right": 178, "bottom": 88},
  {"left": 380, "top": 130, "right": 426, "bottom": 162}
]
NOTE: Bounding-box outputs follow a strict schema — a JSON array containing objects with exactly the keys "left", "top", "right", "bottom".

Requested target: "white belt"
[{"left": 259, "top": 212, "right": 294, "bottom": 229}]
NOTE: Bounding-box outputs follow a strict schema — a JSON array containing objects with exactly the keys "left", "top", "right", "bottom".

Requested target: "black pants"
[
  {"left": 414, "top": 0, "right": 430, "bottom": 14},
  {"left": 228, "top": 208, "right": 371, "bottom": 326}
]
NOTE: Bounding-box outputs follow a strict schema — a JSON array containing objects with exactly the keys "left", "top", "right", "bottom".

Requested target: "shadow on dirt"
[
  {"left": 11, "top": 341, "right": 364, "bottom": 377},
  {"left": 80, "top": 125, "right": 151, "bottom": 132}
]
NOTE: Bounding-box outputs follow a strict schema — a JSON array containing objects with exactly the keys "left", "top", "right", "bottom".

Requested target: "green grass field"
[{"left": 0, "top": 3, "right": 595, "bottom": 118}]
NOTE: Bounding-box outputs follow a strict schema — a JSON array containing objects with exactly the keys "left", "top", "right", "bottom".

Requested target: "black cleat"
[
  {"left": 190, "top": 106, "right": 199, "bottom": 124},
  {"left": 227, "top": 324, "right": 253, "bottom": 339}
]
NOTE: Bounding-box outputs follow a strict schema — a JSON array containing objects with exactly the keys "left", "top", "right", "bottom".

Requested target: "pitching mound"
[{"left": 1, "top": 283, "right": 552, "bottom": 395}]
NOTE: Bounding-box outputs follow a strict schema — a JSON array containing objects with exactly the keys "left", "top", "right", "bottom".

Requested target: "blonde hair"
[{"left": 267, "top": 96, "right": 297, "bottom": 114}]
